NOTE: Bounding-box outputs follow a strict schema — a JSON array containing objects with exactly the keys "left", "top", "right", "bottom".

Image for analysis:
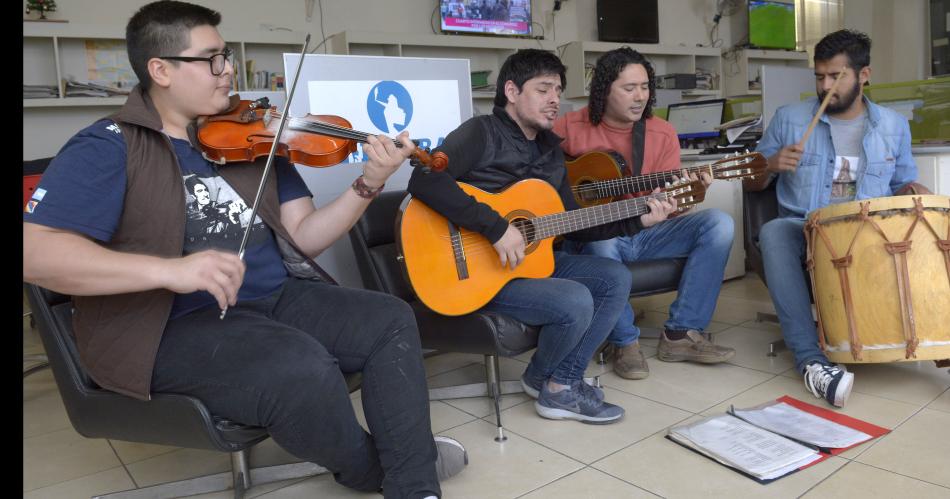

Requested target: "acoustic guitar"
[
  {"left": 397, "top": 178, "right": 706, "bottom": 316},
  {"left": 566, "top": 150, "right": 766, "bottom": 207}
]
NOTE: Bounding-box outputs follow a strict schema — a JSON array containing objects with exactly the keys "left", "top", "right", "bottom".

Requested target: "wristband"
[{"left": 352, "top": 175, "right": 385, "bottom": 199}]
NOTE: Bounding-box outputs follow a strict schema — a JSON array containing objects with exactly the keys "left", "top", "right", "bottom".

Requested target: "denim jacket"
[{"left": 756, "top": 95, "right": 916, "bottom": 219}]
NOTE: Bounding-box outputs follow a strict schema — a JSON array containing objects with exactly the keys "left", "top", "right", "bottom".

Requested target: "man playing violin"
[
  {"left": 22, "top": 1, "right": 466, "bottom": 497},
  {"left": 746, "top": 30, "right": 917, "bottom": 408},
  {"left": 409, "top": 49, "right": 678, "bottom": 425},
  {"left": 553, "top": 47, "right": 735, "bottom": 380}
]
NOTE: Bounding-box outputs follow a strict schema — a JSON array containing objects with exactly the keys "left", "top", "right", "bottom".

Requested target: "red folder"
[
  {"left": 776, "top": 395, "right": 891, "bottom": 457},
  {"left": 667, "top": 395, "right": 891, "bottom": 484}
]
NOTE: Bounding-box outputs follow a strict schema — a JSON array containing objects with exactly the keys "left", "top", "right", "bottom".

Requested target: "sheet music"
[
  {"left": 669, "top": 415, "right": 818, "bottom": 478},
  {"left": 733, "top": 401, "right": 872, "bottom": 449}
]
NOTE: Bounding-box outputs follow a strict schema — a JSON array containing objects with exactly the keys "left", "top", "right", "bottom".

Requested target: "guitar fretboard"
[
  {"left": 515, "top": 191, "right": 675, "bottom": 243},
  {"left": 573, "top": 154, "right": 760, "bottom": 201}
]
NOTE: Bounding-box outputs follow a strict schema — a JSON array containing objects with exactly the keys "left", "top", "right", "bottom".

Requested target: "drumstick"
[{"left": 797, "top": 65, "right": 848, "bottom": 149}]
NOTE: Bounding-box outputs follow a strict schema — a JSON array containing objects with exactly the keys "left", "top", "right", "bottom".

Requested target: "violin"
[{"left": 196, "top": 96, "right": 447, "bottom": 172}]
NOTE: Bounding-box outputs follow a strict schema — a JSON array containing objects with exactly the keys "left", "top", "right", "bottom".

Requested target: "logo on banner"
[{"left": 367, "top": 81, "right": 413, "bottom": 133}]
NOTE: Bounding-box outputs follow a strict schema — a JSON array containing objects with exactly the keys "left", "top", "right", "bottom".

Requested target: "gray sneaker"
[
  {"left": 534, "top": 379, "right": 624, "bottom": 424},
  {"left": 520, "top": 371, "right": 545, "bottom": 399},
  {"left": 521, "top": 372, "right": 604, "bottom": 401},
  {"left": 657, "top": 329, "right": 735, "bottom": 364},
  {"left": 433, "top": 436, "right": 468, "bottom": 482}
]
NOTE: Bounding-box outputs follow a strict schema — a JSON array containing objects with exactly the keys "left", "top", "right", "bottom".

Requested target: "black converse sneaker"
[{"left": 803, "top": 361, "right": 854, "bottom": 408}]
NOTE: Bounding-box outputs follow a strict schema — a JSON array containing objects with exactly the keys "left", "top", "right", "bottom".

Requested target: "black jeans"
[{"left": 152, "top": 278, "right": 439, "bottom": 498}]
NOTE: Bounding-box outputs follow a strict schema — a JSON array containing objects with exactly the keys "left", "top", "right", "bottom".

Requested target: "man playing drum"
[{"left": 744, "top": 30, "right": 917, "bottom": 407}]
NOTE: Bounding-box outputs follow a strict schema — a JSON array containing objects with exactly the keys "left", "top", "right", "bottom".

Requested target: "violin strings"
[{"left": 268, "top": 110, "right": 404, "bottom": 147}]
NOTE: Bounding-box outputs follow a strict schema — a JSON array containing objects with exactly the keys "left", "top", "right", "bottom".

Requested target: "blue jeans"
[
  {"left": 563, "top": 209, "right": 734, "bottom": 345},
  {"left": 482, "top": 251, "right": 632, "bottom": 386},
  {"left": 152, "top": 278, "right": 439, "bottom": 499},
  {"left": 759, "top": 217, "right": 829, "bottom": 373}
]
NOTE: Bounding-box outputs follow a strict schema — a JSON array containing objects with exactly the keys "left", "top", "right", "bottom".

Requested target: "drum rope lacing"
[{"left": 806, "top": 197, "right": 950, "bottom": 361}]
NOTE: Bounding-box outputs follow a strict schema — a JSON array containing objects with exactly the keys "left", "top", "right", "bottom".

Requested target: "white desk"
[
  {"left": 911, "top": 146, "right": 950, "bottom": 195},
  {"left": 681, "top": 154, "right": 746, "bottom": 281}
]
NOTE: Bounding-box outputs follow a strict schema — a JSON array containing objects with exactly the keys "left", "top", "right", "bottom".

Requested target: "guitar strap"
[{"left": 630, "top": 118, "right": 646, "bottom": 177}]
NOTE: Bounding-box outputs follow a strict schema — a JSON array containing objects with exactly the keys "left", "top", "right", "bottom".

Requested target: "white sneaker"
[
  {"left": 803, "top": 362, "right": 854, "bottom": 408},
  {"left": 433, "top": 436, "right": 468, "bottom": 482}
]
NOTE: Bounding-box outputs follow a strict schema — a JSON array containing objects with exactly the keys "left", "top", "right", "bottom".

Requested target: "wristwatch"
[{"left": 351, "top": 175, "right": 385, "bottom": 199}]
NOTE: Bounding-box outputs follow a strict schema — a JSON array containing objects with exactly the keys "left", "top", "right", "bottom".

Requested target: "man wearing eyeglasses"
[{"left": 22, "top": 1, "right": 467, "bottom": 498}]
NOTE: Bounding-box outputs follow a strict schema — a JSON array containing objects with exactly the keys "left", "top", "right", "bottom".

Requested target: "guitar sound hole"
[
  {"left": 511, "top": 219, "right": 541, "bottom": 254},
  {"left": 577, "top": 180, "right": 598, "bottom": 201}
]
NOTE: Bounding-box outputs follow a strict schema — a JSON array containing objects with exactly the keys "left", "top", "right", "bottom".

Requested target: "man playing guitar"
[
  {"left": 553, "top": 47, "right": 735, "bottom": 380},
  {"left": 408, "top": 49, "right": 677, "bottom": 424}
]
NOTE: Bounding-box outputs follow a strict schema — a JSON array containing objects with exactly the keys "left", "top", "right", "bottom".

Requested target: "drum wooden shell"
[{"left": 805, "top": 195, "right": 950, "bottom": 363}]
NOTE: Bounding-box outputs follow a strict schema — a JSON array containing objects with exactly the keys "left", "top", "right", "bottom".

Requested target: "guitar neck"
[
  {"left": 605, "top": 164, "right": 711, "bottom": 196},
  {"left": 521, "top": 193, "right": 664, "bottom": 242}
]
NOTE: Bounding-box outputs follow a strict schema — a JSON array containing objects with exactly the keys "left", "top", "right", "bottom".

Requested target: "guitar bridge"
[{"left": 448, "top": 221, "right": 469, "bottom": 280}]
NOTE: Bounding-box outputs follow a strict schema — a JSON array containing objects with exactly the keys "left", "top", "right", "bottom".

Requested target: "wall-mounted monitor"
[
  {"left": 749, "top": 0, "right": 797, "bottom": 50},
  {"left": 440, "top": 0, "right": 532, "bottom": 37},
  {"left": 596, "top": 0, "right": 659, "bottom": 44}
]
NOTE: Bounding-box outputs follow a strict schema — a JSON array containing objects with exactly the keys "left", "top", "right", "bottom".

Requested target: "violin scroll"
[{"left": 409, "top": 147, "right": 448, "bottom": 173}]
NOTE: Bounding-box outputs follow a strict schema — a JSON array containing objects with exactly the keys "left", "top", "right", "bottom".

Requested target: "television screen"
[
  {"left": 596, "top": 0, "right": 659, "bottom": 44},
  {"left": 440, "top": 0, "right": 532, "bottom": 37},
  {"left": 749, "top": 0, "right": 796, "bottom": 50}
]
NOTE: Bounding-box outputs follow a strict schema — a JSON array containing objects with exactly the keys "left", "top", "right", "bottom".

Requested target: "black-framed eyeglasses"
[{"left": 158, "top": 47, "right": 234, "bottom": 76}]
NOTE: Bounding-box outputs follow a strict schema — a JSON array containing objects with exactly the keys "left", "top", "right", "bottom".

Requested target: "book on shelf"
[
  {"left": 245, "top": 59, "right": 256, "bottom": 90},
  {"left": 269, "top": 74, "right": 285, "bottom": 91},
  {"left": 666, "top": 395, "right": 889, "bottom": 483},
  {"left": 24, "top": 84, "right": 59, "bottom": 99},
  {"left": 61, "top": 77, "right": 131, "bottom": 98}
]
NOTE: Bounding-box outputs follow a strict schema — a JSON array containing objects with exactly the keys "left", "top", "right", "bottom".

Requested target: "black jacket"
[{"left": 407, "top": 106, "right": 644, "bottom": 243}]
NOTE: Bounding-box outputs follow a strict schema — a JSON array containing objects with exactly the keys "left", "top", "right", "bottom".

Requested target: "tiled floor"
[{"left": 23, "top": 274, "right": 950, "bottom": 498}]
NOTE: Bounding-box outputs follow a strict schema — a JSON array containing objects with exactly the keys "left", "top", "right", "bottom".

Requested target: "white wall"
[
  {"left": 23, "top": 0, "right": 738, "bottom": 160},
  {"left": 23, "top": 0, "right": 931, "bottom": 161},
  {"left": 26, "top": 0, "right": 732, "bottom": 50},
  {"left": 844, "top": 0, "right": 929, "bottom": 83}
]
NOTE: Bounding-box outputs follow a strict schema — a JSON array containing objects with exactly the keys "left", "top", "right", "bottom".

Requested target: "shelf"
[
  {"left": 722, "top": 48, "right": 809, "bottom": 98},
  {"left": 559, "top": 41, "right": 723, "bottom": 99},
  {"left": 559, "top": 41, "right": 721, "bottom": 57},
  {"left": 24, "top": 96, "right": 127, "bottom": 108},
  {"left": 738, "top": 49, "right": 809, "bottom": 61},
  {"left": 23, "top": 22, "right": 308, "bottom": 45},
  {"left": 681, "top": 89, "right": 722, "bottom": 97},
  {"left": 24, "top": 23, "right": 123, "bottom": 38},
  {"left": 472, "top": 90, "right": 496, "bottom": 99},
  {"left": 329, "top": 30, "right": 555, "bottom": 54}
]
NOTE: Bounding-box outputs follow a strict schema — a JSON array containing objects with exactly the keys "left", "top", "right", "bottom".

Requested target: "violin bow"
[{"left": 220, "top": 34, "right": 311, "bottom": 320}]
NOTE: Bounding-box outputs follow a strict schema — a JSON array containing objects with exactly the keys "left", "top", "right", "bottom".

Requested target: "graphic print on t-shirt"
[
  {"left": 183, "top": 173, "right": 266, "bottom": 252},
  {"left": 831, "top": 155, "right": 860, "bottom": 200}
]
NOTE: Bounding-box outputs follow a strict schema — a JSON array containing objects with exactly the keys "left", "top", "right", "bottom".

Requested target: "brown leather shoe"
[
  {"left": 657, "top": 330, "right": 735, "bottom": 364},
  {"left": 612, "top": 342, "right": 649, "bottom": 379}
]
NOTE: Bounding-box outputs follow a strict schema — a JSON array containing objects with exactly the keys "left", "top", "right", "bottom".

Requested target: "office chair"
[
  {"left": 23, "top": 157, "right": 54, "bottom": 378},
  {"left": 350, "top": 190, "right": 538, "bottom": 442},
  {"left": 349, "top": 190, "right": 688, "bottom": 440},
  {"left": 25, "top": 283, "right": 354, "bottom": 499}
]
